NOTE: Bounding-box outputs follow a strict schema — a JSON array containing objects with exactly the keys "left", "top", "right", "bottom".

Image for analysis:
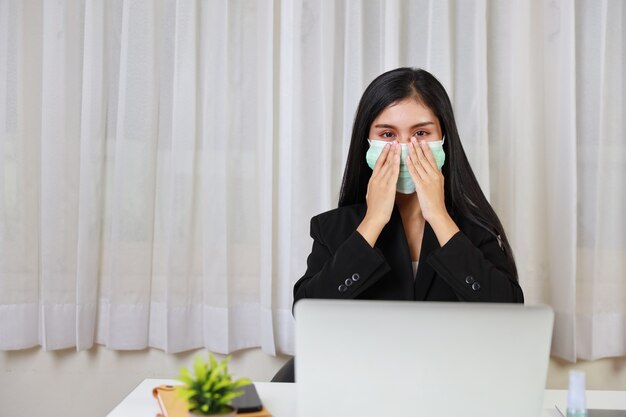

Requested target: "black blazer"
[{"left": 293, "top": 204, "right": 524, "bottom": 305}]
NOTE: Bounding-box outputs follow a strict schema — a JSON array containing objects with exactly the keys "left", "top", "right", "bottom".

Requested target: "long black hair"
[{"left": 338, "top": 67, "right": 518, "bottom": 280}]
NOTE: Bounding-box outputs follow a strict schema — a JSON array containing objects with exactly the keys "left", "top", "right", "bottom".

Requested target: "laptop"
[{"left": 294, "top": 299, "right": 554, "bottom": 417}]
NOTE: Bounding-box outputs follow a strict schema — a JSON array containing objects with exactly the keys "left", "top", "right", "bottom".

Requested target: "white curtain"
[{"left": 0, "top": 0, "right": 624, "bottom": 361}]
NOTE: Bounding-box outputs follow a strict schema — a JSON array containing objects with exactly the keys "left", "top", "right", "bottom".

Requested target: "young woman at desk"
[{"left": 272, "top": 67, "right": 524, "bottom": 382}]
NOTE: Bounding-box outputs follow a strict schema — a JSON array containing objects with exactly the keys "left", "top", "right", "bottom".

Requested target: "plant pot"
[{"left": 189, "top": 405, "right": 237, "bottom": 417}]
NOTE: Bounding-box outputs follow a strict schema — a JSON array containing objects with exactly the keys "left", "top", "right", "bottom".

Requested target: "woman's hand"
[
  {"left": 406, "top": 138, "right": 459, "bottom": 245},
  {"left": 357, "top": 141, "right": 400, "bottom": 247}
]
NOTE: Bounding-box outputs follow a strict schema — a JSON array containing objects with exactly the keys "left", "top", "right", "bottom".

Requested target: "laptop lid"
[{"left": 295, "top": 299, "right": 554, "bottom": 417}]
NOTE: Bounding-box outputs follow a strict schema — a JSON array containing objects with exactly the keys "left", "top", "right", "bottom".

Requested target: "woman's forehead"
[{"left": 372, "top": 99, "right": 437, "bottom": 126}]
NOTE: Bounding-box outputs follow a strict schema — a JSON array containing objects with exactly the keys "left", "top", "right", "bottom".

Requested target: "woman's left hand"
[
  {"left": 406, "top": 138, "right": 448, "bottom": 224},
  {"left": 406, "top": 138, "right": 460, "bottom": 245}
]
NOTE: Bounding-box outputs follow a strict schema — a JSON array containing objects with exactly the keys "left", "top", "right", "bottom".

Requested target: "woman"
[{"left": 272, "top": 67, "right": 523, "bottom": 382}]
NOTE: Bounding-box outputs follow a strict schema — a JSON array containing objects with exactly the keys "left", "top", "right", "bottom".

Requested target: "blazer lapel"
[{"left": 413, "top": 221, "right": 440, "bottom": 300}]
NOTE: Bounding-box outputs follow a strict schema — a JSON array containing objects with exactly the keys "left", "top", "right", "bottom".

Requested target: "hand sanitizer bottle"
[{"left": 566, "top": 370, "right": 588, "bottom": 417}]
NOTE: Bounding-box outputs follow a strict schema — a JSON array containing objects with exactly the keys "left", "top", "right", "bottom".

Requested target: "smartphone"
[{"left": 231, "top": 384, "right": 263, "bottom": 413}]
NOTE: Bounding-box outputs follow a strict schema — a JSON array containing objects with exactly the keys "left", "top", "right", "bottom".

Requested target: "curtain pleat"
[
  {"left": 40, "top": 0, "right": 85, "bottom": 351},
  {"left": 76, "top": 0, "right": 105, "bottom": 351},
  {"left": 576, "top": 0, "right": 626, "bottom": 360}
]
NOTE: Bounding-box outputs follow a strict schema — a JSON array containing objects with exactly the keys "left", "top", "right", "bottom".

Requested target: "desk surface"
[{"left": 106, "top": 378, "right": 626, "bottom": 417}]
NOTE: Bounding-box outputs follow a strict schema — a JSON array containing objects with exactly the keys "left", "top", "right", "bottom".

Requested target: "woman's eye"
[
  {"left": 381, "top": 132, "right": 394, "bottom": 138},
  {"left": 414, "top": 131, "right": 428, "bottom": 137}
]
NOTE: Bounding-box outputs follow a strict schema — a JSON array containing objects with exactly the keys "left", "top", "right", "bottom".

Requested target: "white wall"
[{"left": 1, "top": 347, "right": 625, "bottom": 417}]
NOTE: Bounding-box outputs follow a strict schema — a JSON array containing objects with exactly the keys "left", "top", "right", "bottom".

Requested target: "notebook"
[{"left": 295, "top": 299, "right": 554, "bottom": 417}]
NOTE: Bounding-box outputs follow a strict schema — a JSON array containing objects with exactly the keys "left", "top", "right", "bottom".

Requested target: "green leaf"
[
  {"left": 207, "top": 366, "right": 221, "bottom": 386},
  {"left": 213, "top": 379, "right": 232, "bottom": 391},
  {"left": 177, "top": 389, "right": 196, "bottom": 401},
  {"left": 178, "top": 368, "right": 193, "bottom": 386},
  {"left": 219, "top": 392, "right": 240, "bottom": 404},
  {"left": 209, "top": 353, "right": 218, "bottom": 369},
  {"left": 234, "top": 379, "right": 252, "bottom": 389},
  {"left": 194, "top": 356, "right": 208, "bottom": 381}
]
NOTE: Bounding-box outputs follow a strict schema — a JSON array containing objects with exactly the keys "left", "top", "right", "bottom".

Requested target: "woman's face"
[{"left": 368, "top": 98, "right": 443, "bottom": 143}]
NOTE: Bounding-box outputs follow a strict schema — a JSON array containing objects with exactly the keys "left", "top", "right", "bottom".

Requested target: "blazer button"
[
  {"left": 338, "top": 284, "right": 348, "bottom": 293},
  {"left": 351, "top": 273, "right": 360, "bottom": 282},
  {"left": 472, "top": 282, "right": 481, "bottom": 291},
  {"left": 345, "top": 278, "right": 353, "bottom": 287},
  {"left": 465, "top": 276, "right": 475, "bottom": 285}
]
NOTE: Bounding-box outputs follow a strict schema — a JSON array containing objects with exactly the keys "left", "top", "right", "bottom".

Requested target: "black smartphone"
[{"left": 231, "top": 383, "right": 263, "bottom": 413}]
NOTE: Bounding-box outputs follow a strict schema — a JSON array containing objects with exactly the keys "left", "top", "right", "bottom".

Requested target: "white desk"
[
  {"left": 106, "top": 378, "right": 626, "bottom": 417},
  {"left": 106, "top": 379, "right": 296, "bottom": 417}
]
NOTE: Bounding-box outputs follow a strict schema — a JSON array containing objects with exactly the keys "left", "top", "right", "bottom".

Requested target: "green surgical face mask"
[{"left": 365, "top": 137, "right": 446, "bottom": 194}]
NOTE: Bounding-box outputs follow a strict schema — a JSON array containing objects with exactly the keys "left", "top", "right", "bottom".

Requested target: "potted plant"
[{"left": 177, "top": 353, "right": 252, "bottom": 417}]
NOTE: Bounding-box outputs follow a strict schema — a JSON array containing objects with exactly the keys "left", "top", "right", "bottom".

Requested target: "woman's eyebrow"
[
  {"left": 374, "top": 121, "right": 434, "bottom": 129},
  {"left": 411, "top": 122, "right": 434, "bottom": 128}
]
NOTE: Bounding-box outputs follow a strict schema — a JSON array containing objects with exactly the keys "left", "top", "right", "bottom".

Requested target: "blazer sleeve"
[
  {"left": 293, "top": 215, "right": 391, "bottom": 305},
  {"left": 427, "top": 230, "right": 524, "bottom": 303}
]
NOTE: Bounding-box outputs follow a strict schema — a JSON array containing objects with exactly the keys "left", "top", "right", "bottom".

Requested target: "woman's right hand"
[{"left": 357, "top": 141, "right": 400, "bottom": 247}]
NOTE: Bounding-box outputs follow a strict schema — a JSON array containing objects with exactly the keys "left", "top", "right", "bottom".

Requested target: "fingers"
[
  {"left": 371, "top": 142, "right": 392, "bottom": 178},
  {"left": 379, "top": 142, "right": 400, "bottom": 186},
  {"left": 406, "top": 140, "right": 426, "bottom": 182},
  {"left": 372, "top": 141, "right": 400, "bottom": 185},
  {"left": 389, "top": 142, "right": 401, "bottom": 180},
  {"left": 406, "top": 139, "right": 437, "bottom": 182},
  {"left": 418, "top": 140, "right": 438, "bottom": 170}
]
